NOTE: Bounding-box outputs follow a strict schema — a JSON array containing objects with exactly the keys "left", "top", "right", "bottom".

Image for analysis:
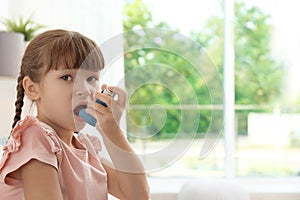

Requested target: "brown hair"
[{"left": 11, "top": 29, "right": 105, "bottom": 130}]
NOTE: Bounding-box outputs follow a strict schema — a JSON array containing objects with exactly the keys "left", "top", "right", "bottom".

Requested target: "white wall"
[{"left": 0, "top": 0, "right": 124, "bottom": 44}]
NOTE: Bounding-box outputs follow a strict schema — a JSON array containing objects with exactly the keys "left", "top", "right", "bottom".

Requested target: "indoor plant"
[{"left": 2, "top": 15, "right": 45, "bottom": 41}]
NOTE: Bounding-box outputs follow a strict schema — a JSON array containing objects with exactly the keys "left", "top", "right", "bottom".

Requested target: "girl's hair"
[{"left": 11, "top": 29, "right": 105, "bottom": 130}]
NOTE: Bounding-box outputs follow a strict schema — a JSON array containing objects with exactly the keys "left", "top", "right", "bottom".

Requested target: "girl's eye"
[
  {"left": 61, "top": 75, "right": 72, "bottom": 81},
  {"left": 87, "top": 76, "right": 98, "bottom": 82}
]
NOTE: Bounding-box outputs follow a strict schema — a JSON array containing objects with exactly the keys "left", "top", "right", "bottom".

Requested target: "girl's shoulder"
[
  {"left": 4, "top": 115, "right": 61, "bottom": 152},
  {"left": 0, "top": 116, "right": 62, "bottom": 173}
]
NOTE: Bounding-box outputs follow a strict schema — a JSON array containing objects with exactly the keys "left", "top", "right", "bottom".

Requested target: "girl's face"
[{"left": 36, "top": 68, "right": 100, "bottom": 135}]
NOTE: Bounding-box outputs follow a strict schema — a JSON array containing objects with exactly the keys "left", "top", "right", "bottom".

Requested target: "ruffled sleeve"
[{"left": 0, "top": 116, "right": 62, "bottom": 186}]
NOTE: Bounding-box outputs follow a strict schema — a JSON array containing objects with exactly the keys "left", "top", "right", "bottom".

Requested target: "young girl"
[{"left": 0, "top": 29, "right": 149, "bottom": 200}]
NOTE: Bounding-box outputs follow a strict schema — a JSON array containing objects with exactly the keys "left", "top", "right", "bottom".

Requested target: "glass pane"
[
  {"left": 235, "top": 0, "right": 300, "bottom": 177},
  {"left": 123, "top": 0, "right": 225, "bottom": 177}
]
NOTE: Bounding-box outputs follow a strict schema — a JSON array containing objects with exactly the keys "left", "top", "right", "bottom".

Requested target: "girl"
[{"left": 0, "top": 29, "right": 149, "bottom": 200}]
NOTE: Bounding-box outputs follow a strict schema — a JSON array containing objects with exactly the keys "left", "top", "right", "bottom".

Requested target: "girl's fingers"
[
  {"left": 104, "top": 85, "right": 127, "bottom": 107},
  {"left": 94, "top": 85, "right": 127, "bottom": 108},
  {"left": 108, "top": 86, "right": 127, "bottom": 99},
  {"left": 94, "top": 92, "right": 111, "bottom": 106},
  {"left": 87, "top": 99, "right": 109, "bottom": 113},
  {"left": 101, "top": 84, "right": 108, "bottom": 91},
  {"left": 87, "top": 85, "right": 126, "bottom": 124}
]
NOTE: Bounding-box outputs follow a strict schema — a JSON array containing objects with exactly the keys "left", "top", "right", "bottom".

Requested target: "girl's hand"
[{"left": 86, "top": 84, "right": 127, "bottom": 136}]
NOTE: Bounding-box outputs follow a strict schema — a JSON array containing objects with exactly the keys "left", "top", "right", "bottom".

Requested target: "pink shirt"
[{"left": 0, "top": 116, "right": 108, "bottom": 200}]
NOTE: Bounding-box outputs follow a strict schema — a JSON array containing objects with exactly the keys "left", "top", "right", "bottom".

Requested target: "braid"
[{"left": 11, "top": 74, "right": 25, "bottom": 130}]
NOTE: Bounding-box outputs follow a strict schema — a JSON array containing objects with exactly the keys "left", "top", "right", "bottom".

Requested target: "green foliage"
[
  {"left": 123, "top": 0, "right": 285, "bottom": 138},
  {"left": 234, "top": 2, "right": 284, "bottom": 105},
  {"left": 2, "top": 15, "right": 45, "bottom": 41},
  {"left": 192, "top": 2, "right": 285, "bottom": 105},
  {"left": 123, "top": 0, "right": 153, "bottom": 31},
  {"left": 123, "top": 0, "right": 215, "bottom": 138},
  {"left": 191, "top": 1, "right": 285, "bottom": 135}
]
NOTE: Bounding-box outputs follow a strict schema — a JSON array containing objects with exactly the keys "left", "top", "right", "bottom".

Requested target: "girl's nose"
[
  {"left": 75, "top": 89, "right": 91, "bottom": 96},
  {"left": 74, "top": 84, "right": 94, "bottom": 97}
]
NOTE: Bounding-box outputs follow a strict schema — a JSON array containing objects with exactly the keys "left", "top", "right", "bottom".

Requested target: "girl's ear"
[{"left": 23, "top": 76, "right": 40, "bottom": 100}]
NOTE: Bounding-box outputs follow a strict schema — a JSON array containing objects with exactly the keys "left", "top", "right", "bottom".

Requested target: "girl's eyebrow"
[
  {"left": 55, "top": 69, "right": 78, "bottom": 73},
  {"left": 60, "top": 68, "right": 77, "bottom": 71}
]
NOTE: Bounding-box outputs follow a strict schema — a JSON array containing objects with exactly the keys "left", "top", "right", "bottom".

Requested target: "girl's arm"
[
  {"left": 87, "top": 85, "right": 150, "bottom": 200},
  {"left": 21, "top": 159, "right": 63, "bottom": 200},
  {"left": 101, "top": 129, "right": 150, "bottom": 200}
]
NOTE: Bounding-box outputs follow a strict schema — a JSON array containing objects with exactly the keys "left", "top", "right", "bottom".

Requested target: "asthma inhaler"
[{"left": 79, "top": 87, "right": 114, "bottom": 126}]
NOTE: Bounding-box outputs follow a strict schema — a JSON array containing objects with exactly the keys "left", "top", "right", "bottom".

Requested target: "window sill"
[{"left": 149, "top": 177, "right": 300, "bottom": 200}]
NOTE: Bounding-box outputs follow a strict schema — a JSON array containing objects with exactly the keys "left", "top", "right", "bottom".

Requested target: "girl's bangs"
[{"left": 45, "top": 34, "right": 104, "bottom": 72}]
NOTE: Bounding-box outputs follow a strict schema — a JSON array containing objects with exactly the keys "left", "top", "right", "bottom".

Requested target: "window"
[
  {"left": 235, "top": 0, "right": 300, "bottom": 177},
  {"left": 123, "top": 0, "right": 300, "bottom": 178}
]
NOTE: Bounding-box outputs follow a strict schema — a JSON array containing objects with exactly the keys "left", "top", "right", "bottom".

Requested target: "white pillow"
[{"left": 178, "top": 179, "right": 250, "bottom": 200}]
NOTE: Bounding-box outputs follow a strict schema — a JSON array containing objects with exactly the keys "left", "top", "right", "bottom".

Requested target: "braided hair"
[{"left": 11, "top": 73, "right": 25, "bottom": 129}]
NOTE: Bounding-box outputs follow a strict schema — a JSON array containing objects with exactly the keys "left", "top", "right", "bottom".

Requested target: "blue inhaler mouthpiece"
[
  {"left": 79, "top": 99, "right": 107, "bottom": 126},
  {"left": 79, "top": 109, "right": 97, "bottom": 126}
]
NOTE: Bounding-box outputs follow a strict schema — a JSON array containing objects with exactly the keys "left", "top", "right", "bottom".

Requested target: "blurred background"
[{"left": 1, "top": 0, "right": 300, "bottom": 199}]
